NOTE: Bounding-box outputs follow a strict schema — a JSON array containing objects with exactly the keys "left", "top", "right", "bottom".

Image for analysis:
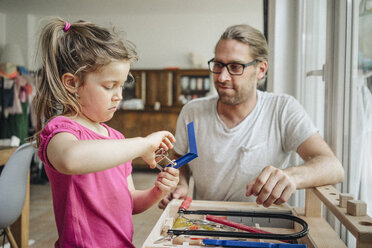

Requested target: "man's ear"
[
  {"left": 61, "top": 73, "right": 78, "bottom": 94},
  {"left": 257, "top": 61, "right": 268, "bottom": 80}
]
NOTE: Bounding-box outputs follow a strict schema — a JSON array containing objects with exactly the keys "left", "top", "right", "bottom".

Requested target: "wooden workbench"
[
  {"left": 143, "top": 186, "right": 372, "bottom": 248},
  {"left": 0, "top": 146, "right": 29, "bottom": 248}
]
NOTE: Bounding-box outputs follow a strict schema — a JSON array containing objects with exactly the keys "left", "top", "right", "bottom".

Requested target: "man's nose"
[{"left": 218, "top": 66, "right": 231, "bottom": 82}]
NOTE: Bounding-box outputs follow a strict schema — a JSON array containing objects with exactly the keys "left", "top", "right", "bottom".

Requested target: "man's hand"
[
  {"left": 246, "top": 166, "right": 296, "bottom": 207},
  {"left": 158, "top": 183, "right": 189, "bottom": 209}
]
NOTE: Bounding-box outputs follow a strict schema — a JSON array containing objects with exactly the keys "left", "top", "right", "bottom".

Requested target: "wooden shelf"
[{"left": 129, "top": 69, "right": 211, "bottom": 107}]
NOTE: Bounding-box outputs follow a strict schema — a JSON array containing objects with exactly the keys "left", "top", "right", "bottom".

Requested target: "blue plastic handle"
[
  {"left": 166, "top": 121, "right": 198, "bottom": 169},
  {"left": 202, "top": 239, "right": 306, "bottom": 248}
]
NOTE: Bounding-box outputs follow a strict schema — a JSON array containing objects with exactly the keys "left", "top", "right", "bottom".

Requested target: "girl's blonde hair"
[{"left": 32, "top": 17, "right": 138, "bottom": 147}]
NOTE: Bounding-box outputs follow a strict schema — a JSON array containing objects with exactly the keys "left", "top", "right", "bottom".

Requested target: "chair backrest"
[{"left": 0, "top": 142, "right": 36, "bottom": 228}]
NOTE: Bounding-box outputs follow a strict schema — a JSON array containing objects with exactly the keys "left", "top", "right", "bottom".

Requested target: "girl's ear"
[
  {"left": 257, "top": 61, "right": 268, "bottom": 80},
  {"left": 61, "top": 73, "right": 78, "bottom": 94}
]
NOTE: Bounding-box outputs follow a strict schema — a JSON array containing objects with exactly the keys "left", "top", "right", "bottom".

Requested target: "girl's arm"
[
  {"left": 47, "top": 131, "right": 175, "bottom": 174},
  {"left": 128, "top": 167, "right": 179, "bottom": 214}
]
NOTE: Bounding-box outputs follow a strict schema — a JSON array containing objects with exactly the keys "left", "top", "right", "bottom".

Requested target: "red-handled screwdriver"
[
  {"left": 178, "top": 196, "right": 192, "bottom": 220},
  {"left": 206, "top": 215, "right": 271, "bottom": 233},
  {"left": 179, "top": 196, "right": 192, "bottom": 211},
  {"left": 206, "top": 215, "right": 290, "bottom": 243}
]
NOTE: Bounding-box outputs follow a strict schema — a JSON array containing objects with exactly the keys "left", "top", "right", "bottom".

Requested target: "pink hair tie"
[{"left": 63, "top": 22, "right": 71, "bottom": 32}]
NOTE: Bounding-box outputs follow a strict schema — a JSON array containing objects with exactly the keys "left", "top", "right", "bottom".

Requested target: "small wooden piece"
[
  {"left": 172, "top": 236, "right": 203, "bottom": 246},
  {"left": 339, "top": 193, "right": 354, "bottom": 208},
  {"left": 255, "top": 223, "right": 263, "bottom": 243},
  {"left": 160, "top": 217, "right": 174, "bottom": 236},
  {"left": 347, "top": 200, "right": 367, "bottom": 216}
]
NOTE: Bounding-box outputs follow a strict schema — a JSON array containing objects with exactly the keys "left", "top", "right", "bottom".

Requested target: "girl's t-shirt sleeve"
[
  {"left": 38, "top": 116, "right": 84, "bottom": 167},
  {"left": 38, "top": 116, "right": 132, "bottom": 175}
]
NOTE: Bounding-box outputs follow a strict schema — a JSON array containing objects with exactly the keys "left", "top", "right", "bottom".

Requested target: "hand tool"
[
  {"left": 172, "top": 198, "right": 224, "bottom": 231},
  {"left": 155, "top": 121, "right": 198, "bottom": 171},
  {"left": 154, "top": 197, "right": 197, "bottom": 245},
  {"left": 167, "top": 209, "right": 309, "bottom": 241},
  {"left": 177, "top": 196, "right": 192, "bottom": 221},
  {"left": 165, "top": 121, "right": 198, "bottom": 169},
  {"left": 206, "top": 215, "right": 272, "bottom": 234},
  {"left": 155, "top": 148, "right": 176, "bottom": 171}
]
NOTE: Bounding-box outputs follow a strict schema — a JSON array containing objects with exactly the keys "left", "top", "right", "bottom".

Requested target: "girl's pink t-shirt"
[{"left": 38, "top": 116, "right": 135, "bottom": 248}]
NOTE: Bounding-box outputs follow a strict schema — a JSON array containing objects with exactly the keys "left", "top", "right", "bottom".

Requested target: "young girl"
[{"left": 32, "top": 18, "right": 179, "bottom": 248}]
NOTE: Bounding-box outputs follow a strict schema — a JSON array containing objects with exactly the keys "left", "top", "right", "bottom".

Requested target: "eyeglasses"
[
  {"left": 125, "top": 73, "right": 135, "bottom": 84},
  {"left": 208, "top": 58, "right": 258, "bottom": 76}
]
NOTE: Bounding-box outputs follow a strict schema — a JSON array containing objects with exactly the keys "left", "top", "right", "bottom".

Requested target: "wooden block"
[
  {"left": 347, "top": 200, "right": 367, "bottom": 216},
  {"left": 339, "top": 193, "right": 354, "bottom": 208},
  {"left": 305, "top": 188, "right": 322, "bottom": 217}
]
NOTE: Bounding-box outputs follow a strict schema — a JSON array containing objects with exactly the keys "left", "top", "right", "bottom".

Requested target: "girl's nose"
[{"left": 113, "top": 88, "right": 123, "bottom": 101}]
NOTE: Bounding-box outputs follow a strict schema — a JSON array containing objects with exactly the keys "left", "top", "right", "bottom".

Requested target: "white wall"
[
  {"left": 0, "top": 13, "right": 6, "bottom": 47},
  {"left": 267, "top": 0, "right": 298, "bottom": 96},
  {"left": 0, "top": 0, "right": 263, "bottom": 70}
]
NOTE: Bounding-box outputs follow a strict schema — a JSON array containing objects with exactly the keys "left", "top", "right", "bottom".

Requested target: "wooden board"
[{"left": 310, "top": 186, "right": 372, "bottom": 247}]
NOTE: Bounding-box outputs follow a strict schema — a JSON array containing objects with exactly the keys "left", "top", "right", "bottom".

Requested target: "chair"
[{"left": 0, "top": 143, "right": 36, "bottom": 248}]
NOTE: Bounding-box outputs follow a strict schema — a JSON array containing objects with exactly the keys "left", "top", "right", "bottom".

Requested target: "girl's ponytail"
[{"left": 32, "top": 17, "right": 138, "bottom": 147}]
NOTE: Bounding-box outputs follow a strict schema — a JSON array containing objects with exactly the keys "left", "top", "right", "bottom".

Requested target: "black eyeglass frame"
[
  {"left": 125, "top": 73, "right": 135, "bottom": 84},
  {"left": 208, "top": 58, "right": 258, "bottom": 76}
]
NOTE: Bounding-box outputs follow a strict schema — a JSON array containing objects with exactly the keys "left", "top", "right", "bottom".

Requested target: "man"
[{"left": 159, "top": 24, "right": 344, "bottom": 208}]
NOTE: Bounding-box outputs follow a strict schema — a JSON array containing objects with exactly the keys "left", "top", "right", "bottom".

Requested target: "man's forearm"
[{"left": 285, "top": 155, "right": 344, "bottom": 189}]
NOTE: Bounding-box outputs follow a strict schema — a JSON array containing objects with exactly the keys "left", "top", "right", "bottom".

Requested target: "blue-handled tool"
[
  {"left": 165, "top": 121, "right": 198, "bottom": 169},
  {"left": 203, "top": 239, "right": 306, "bottom": 248}
]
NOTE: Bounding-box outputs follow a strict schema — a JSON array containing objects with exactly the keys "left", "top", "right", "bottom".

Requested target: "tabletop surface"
[{"left": 0, "top": 146, "right": 17, "bottom": 166}]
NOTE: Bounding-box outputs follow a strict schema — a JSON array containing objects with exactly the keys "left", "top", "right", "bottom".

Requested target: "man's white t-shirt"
[{"left": 174, "top": 90, "right": 317, "bottom": 202}]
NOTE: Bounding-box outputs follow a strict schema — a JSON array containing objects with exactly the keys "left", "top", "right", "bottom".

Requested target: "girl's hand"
[
  {"left": 154, "top": 167, "right": 180, "bottom": 197},
  {"left": 142, "top": 131, "right": 176, "bottom": 169}
]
